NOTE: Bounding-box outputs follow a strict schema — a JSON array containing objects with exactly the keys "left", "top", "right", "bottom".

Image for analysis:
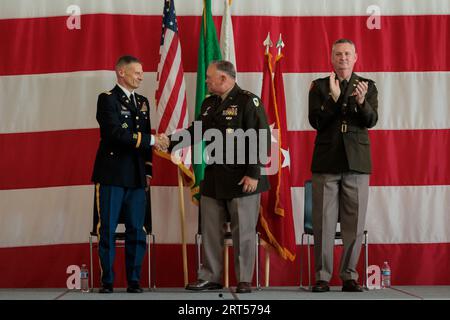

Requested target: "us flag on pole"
[
  {"left": 155, "top": 0, "right": 188, "bottom": 134},
  {"left": 154, "top": 0, "right": 194, "bottom": 189}
]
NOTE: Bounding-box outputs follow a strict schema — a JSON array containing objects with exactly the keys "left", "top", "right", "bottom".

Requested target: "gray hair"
[
  {"left": 210, "top": 60, "right": 236, "bottom": 79},
  {"left": 332, "top": 38, "right": 356, "bottom": 50}
]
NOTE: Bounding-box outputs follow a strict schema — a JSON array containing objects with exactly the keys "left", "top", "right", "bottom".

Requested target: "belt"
[
  {"left": 341, "top": 121, "right": 364, "bottom": 133},
  {"left": 341, "top": 121, "right": 348, "bottom": 133}
]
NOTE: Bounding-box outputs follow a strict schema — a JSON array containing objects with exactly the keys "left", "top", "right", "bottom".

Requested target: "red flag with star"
[{"left": 258, "top": 51, "right": 296, "bottom": 261}]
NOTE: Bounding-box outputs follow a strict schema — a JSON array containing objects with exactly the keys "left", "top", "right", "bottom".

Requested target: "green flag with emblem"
[{"left": 192, "top": 0, "right": 222, "bottom": 203}]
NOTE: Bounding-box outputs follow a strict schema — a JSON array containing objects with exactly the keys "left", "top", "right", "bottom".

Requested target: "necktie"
[
  {"left": 130, "top": 93, "right": 136, "bottom": 109},
  {"left": 340, "top": 79, "right": 348, "bottom": 94}
]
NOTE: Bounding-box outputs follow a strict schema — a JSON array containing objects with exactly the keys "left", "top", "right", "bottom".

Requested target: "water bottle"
[
  {"left": 381, "top": 261, "right": 391, "bottom": 288},
  {"left": 80, "top": 264, "right": 89, "bottom": 293}
]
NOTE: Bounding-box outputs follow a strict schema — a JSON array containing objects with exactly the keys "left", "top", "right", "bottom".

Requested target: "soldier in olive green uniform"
[
  {"left": 308, "top": 39, "right": 378, "bottom": 293},
  {"left": 177, "top": 61, "right": 270, "bottom": 294}
]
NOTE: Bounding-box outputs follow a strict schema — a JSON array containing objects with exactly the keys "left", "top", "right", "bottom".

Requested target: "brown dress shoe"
[
  {"left": 236, "top": 282, "right": 252, "bottom": 293},
  {"left": 185, "top": 279, "right": 223, "bottom": 291},
  {"left": 342, "top": 280, "right": 364, "bottom": 292},
  {"left": 312, "top": 280, "right": 330, "bottom": 292}
]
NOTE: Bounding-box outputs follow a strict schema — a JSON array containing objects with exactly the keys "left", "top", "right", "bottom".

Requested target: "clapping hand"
[
  {"left": 329, "top": 72, "right": 341, "bottom": 102},
  {"left": 155, "top": 133, "right": 170, "bottom": 152},
  {"left": 352, "top": 80, "right": 368, "bottom": 105}
]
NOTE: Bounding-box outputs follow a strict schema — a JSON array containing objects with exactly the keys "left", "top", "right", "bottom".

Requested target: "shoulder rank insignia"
[
  {"left": 103, "top": 91, "right": 112, "bottom": 95},
  {"left": 253, "top": 97, "right": 260, "bottom": 107}
]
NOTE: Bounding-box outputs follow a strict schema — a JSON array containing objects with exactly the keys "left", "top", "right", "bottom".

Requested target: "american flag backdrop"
[
  {"left": 0, "top": 0, "right": 449, "bottom": 287},
  {"left": 155, "top": 0, "right": 188, "bottom": 135}
]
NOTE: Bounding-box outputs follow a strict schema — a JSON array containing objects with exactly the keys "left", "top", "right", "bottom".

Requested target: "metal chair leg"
[
  {"left": 89, "top": 234, "right": 94, "bottom": 291},
  {"left": 147, "top": 233, "right": 151, "bottom": 290},
  {"left": 145, "top": 233, "right": 157, "bottom": 290},
  {"left": 195, "top": 233, "right": 202, "bottom": 274},
  {"left": 364, "top": 231, "right": 369, "bottom": 288},
  {"left": 300, "top": 233, "right": 305, "bottom": 288},
  {"left": 224, "top": 244, "right": 229, "bottom": 288},
  {"left": 151, "top": 234, "right": 157, "bottom": 288},
  {"left": 255, "top": 233, "right": 261, "bottom": 290},
  {"left": 307, "top": 235, "right": 312, "bottom": 289}
]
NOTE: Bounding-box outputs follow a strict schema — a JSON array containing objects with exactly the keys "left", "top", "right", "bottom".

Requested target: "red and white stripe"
[
  {"left": 0, "top": 0, "right": 449, "bottom": 287},
  {"left": 155, "top": 26, "right": 187, "bottom": 134}
]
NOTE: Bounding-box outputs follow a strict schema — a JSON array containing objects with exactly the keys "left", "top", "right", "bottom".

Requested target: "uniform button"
[
  {"left": 137, "top": 125, "right": 140, "bottom": 129},
  {"left": 125, "top": 115, "right": 128, "bottom": 118},
  {"left": 110, "top": 152, "right": 114, "bottom": 155},
  {"left": 136, "top": 116, "right": 139, "bottom": 120}
]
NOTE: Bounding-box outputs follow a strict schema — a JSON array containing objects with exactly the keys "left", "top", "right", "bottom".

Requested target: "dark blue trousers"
[{"left": 95, "top": 184, "right": 146, "bottom": 286}]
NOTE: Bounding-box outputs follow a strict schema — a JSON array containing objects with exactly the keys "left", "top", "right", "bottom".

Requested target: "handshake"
[{"left": 154, "top": 133, "right": 170, "bottom": 152}]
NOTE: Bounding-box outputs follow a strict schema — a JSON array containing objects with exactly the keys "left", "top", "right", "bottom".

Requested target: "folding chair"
[
  {"left": 89, "top": 189, "right": 156, "bottom": 291},
  {"left": 299, "top": 180, "right": 368, "bottom": 289}
]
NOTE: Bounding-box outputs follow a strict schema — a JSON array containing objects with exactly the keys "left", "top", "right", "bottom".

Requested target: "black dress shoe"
[
  {"left": 236, "top": 282, "right": 252, "bottom": 294},
  {"left": 127, "top": 282, "right": 144, "bottom": 293},
  {"left": 312, "top": 280, "right": 330, "bottom": 292},
  {"left": 99, "top": 284, "right": 113, "bottom": 293},
  {"left": 342, "top": 280, "right": 364, "bottom": 292},
  {"left": 185, "top": 279, "right": 223, "bottom": 291}
]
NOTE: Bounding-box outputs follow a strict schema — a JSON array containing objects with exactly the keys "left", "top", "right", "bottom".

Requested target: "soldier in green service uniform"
[
  {"left": 172, "top": 60, "right": 270, "bottom": 294},
  {"left": 308, "top": 39, "right": 378, "bottom": 293}
]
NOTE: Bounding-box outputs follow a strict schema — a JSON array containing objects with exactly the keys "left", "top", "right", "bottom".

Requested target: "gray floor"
[{"left": 1, "top": 286, "right": 449, "bottom": 300}]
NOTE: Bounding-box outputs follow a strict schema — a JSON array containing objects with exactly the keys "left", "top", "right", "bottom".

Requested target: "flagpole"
[
  {"left": 276, "top": 33, "right": 285, "bottom": 57},
  {"left": 265, "top": 249, "right": 270, "bottom": 287},
  {"left": 177, "top": 168, "right": 189, "bottom": 286},
  {"left": 262, "top": 32, "right": 273, "bottom": 288},
  {"left": 263, "top": 32, "right": 273, "bottom": 55}
]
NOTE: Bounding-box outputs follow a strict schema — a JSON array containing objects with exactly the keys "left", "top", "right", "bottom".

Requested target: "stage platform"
[{"left": 1, "top": 286, "right": 449, "bottom": 300}]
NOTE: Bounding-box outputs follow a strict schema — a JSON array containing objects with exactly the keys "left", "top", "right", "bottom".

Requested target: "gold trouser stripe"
[
  {"left": 136, "top": 132, "right": 142, "bottom": 148},
  {"left": 95, "top": 183, "right": 103, "bottom": 280}
]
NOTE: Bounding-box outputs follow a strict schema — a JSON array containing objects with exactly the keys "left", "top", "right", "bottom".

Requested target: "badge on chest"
[{"left": 222, "top": 105, "right": 238, "bottom": 117}]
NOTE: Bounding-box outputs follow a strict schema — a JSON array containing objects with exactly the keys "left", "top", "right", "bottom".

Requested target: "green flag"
[{"left": 192, "top": 0, "right": 222, "bottom": 203}]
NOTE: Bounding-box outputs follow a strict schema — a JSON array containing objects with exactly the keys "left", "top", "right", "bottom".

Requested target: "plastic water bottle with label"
[
  {"left": 80, "top": 264, "right": 89, "bottom": 293},
  {"left": 381, "top": 261, "right": 391, "bottom": 288}
]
